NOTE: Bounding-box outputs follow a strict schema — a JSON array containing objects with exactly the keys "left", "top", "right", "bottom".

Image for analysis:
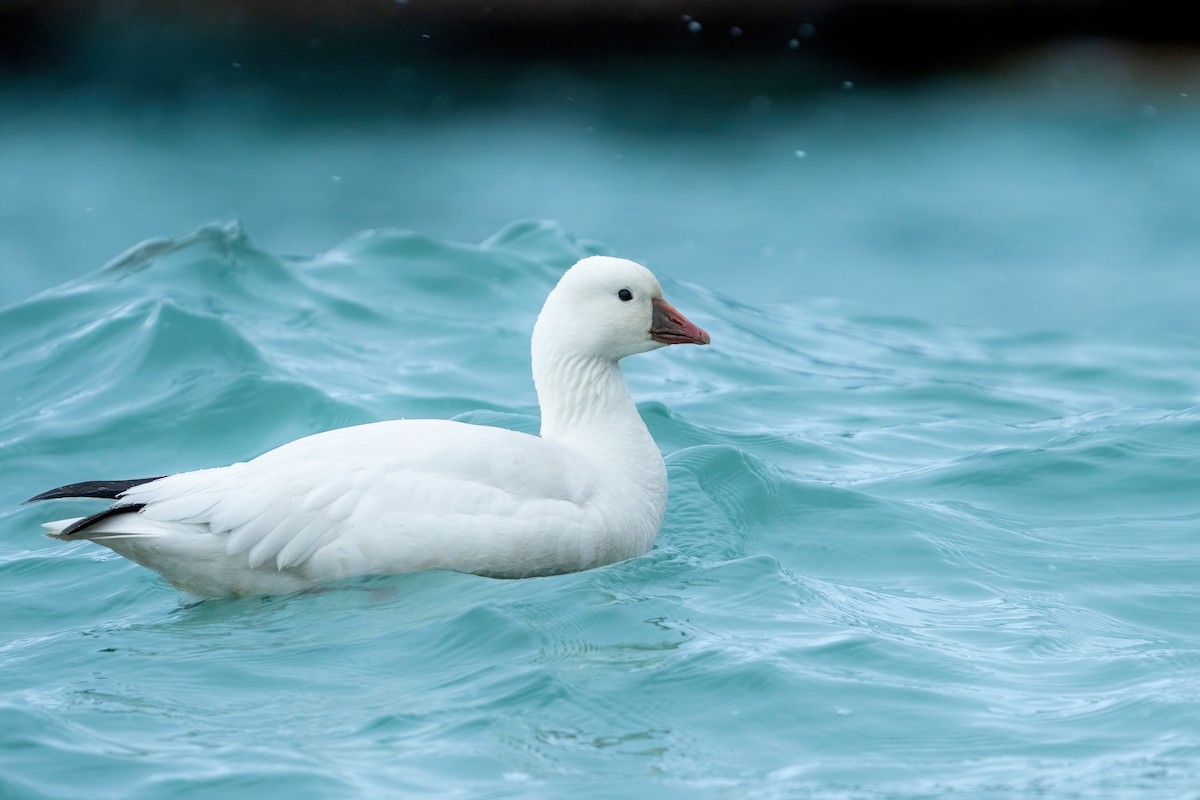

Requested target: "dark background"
[{"left": 4, "top": 1, "right": 1193, "bottom": 105}]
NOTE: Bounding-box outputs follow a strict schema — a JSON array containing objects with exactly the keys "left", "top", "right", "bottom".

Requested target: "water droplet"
[
  {"left": 788, "top": 38, "right": 800, "bottom": 50},
  {"left": 794, "top": 150, "right": 807, "bottom": 158},
  {"left": 421, "top": 33, "right": 431, "bottom": 39},
  {"left": 730, "top": 26, "right": 743, "bottom": 37},
  {"left": 799, "top": 22, "right": 816, "bottom": 38},
  {"left": 331, "top": 175, "right": 342, "bottom": 182},
  {"left": 688, "top": 20, "right": 702, "bottom": 33},
  {"left": 843, "top": 80, "right": 854, "bottom": 90}
]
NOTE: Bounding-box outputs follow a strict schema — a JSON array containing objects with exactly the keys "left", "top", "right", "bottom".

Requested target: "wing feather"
[{"left": 119, "top": 419, "right": 595, "bottom": 574}]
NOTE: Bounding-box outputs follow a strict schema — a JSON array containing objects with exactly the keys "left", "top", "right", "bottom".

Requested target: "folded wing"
[{"left": 118, "top": 419, "right": 596, "bottom": 572}]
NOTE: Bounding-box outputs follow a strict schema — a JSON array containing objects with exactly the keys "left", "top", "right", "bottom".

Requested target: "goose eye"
[{"left": 618, "top": 289, "right": 633, "bottom": 302}]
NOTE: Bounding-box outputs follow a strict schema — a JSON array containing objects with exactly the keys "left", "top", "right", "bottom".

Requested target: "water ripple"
[{"left": 2, "top": 221, "right": 1199, "bottom": 798}]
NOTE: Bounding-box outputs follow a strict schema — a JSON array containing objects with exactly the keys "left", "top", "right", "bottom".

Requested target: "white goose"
[{"left": 29, "top": 256, "right": 710, "bottom": 598}]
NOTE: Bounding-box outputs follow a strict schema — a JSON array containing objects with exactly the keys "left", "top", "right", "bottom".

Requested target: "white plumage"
[{"left": 32, "top": 256, "right": 710, "bottom": 597}]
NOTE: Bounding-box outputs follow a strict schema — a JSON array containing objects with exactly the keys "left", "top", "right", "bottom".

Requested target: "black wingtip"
[
  {"left": 58, "top": 504, "right": 147, "bottom": 538},
  {"left": 25, "top": 477, "right": 166, "bottom": 504}
]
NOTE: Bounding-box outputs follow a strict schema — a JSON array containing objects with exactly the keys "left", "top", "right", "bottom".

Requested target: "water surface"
[{"left": 2, "top": 219, "right": 1198, "bottom": 798}]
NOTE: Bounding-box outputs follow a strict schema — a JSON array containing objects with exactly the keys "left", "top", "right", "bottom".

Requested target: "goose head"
[{"left": 532, "top": 256, "right": 710, "bottom": 364}]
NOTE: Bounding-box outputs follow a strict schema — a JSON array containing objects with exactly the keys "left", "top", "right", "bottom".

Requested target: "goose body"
[{"left": 29, "top": 256, "right": 709, "bottom": 598}]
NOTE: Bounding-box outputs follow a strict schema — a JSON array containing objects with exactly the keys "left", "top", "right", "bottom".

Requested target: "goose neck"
[{"left": 533, "top": 354, "right": 645, "bottom": 448}]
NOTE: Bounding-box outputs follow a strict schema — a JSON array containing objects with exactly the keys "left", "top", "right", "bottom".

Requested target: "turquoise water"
[
  {"left": 6, "top": 64, "right": 1200, "bottom": 340},
  {"left": 2, "top": 218, "right": 1198, "bottom": 798}
]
